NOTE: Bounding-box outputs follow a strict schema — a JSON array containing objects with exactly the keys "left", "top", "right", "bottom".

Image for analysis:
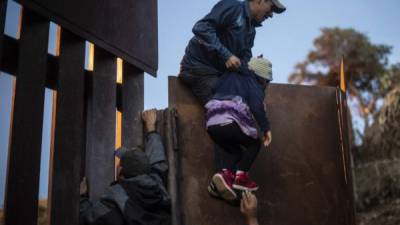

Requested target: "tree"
[
  {"left": 288, "top": 27, "right": 396, "bottom": 142},
  {"left": 360, "top": 85, "right": 400, "bottom": 162},
  {"left": 381, "top": 63, "right": 400, "bottom": 92}
]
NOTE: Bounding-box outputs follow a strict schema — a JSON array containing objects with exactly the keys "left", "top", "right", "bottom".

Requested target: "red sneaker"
[
  {"left": 233, "top": 172, "right": 259, "bottom": 191},
  {"left": 211, "top": 169, "right": 237, "bottom": 201}
]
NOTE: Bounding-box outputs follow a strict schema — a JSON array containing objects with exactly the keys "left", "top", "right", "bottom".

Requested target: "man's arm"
[
  {"left": 142, "top": 109, "right": 168, "bottom": 176},
  {"left": 79, "top": 199, "right": 124, "bottom": 225},
  {"left": 145, "top": 133, "right": 168, "bottom": 175},
  {"left": 248, "top": 87, "right": 270, "bottom": 134},
  {"left": 240, "top": 191, "right": 259, "bottom": 225},
  {"left": 79, "top": 178, "right": 124, "bottom": 225},
  {"left": 192, "top": 0, "right": 242, "bottom": 67},
  {"left": 241, "top": 31, "right": 256, "bottom": 66}
]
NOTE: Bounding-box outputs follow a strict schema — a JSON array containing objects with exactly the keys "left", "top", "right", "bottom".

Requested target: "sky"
[{"left": 1, "top": 0, "right": 400, "bottom": 207}]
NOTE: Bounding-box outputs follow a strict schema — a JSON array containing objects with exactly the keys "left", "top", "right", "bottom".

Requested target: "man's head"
[
  {"left": 248, "top": 0, "right": 286, "bottom": 24},
  {"left": 115, "top": 146, "right": 151, "bottom": 179}
]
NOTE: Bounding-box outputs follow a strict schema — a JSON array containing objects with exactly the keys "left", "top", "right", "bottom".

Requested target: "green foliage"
[
  {"left": 381, "top": 63, "right": 400, "bottom": 92},
  {"left": 289, "top": 28, "right": 392, "bottom": 91}
]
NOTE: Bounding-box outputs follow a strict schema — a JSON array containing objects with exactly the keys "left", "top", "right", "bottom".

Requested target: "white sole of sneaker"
[
  {"left": 212, "top": 174, "right": 237, "bottom": 201},
  {"left": 207, "top": 182, "right": 220, "bottom": 198},
  {"left": 232, "top": 184, "right": 259, "bottom": 192}
]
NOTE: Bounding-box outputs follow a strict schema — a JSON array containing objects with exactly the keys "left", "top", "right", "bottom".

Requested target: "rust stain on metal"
[{"left": 168, "top": 77, "right": 354, "bottom": 225}]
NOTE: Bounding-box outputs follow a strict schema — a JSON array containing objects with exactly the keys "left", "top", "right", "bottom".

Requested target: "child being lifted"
[{"left": 206, "top": 57, "right": 273, "bottom": 202}]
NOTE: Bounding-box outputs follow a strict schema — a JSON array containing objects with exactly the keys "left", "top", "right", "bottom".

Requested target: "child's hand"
[{"left": 263, "top": 131, "right": 272, "bottom": 147}]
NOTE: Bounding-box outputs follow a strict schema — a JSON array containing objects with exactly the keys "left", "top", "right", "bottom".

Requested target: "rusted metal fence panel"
[
  {"left": 337, "top": 89, "right": 356, "bottom": 225},
  {"left": 153, "top": 109, "right": 180, "bottom": 225},
  {"left": 164, "top": 109, "right": 180, "bottom": 225},
  {"left": 4, "top": 9, "right": 49, "bottom": 225},
  {"left": 48, "top": 29, "right": 86, "bottom": 225},
  {"left": 168, "top": 76, "right": 355, "bottom": 225},
  {"left": 251, "top": 84, "right": 351, "bottom": 225},
  {"left": 15, "top": 0, "right": 158, "bottom": 75}
]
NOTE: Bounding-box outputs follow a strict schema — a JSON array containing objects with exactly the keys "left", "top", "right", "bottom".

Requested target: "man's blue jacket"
[{"left": 181, "top": 0, "right": 260, "bottom": 74}]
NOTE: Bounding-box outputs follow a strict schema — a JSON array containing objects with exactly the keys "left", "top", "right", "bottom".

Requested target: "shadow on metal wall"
[{"left": 167, "top": 76, "right": 355, "bottom": 225}]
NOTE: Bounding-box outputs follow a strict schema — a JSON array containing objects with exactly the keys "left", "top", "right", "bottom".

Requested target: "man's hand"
[
  {"left": 263, "top": 130, "right": 272, "bottom": 147},
  {"left": 142, "top": 109, "right": 157, "bottom": 133},
  {"left": 225, "top": 55, "right": 241, "bottom": 70},
  {"left": 240, "top": 191, "right": 259, "bottom": 225},
  {"left": 80, "top": 177, "right": 88, "bottom": 196}
]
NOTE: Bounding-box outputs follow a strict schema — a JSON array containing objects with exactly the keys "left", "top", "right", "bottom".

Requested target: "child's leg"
[
  {"left": 236, "top": 139, "right": 261, "bottom": 172},
  {"left": 214, "top": 144, "right": 229, "bottom": 171},
  {"left": 209, "top": 123, "right": 261, "bottom": 172},
  {"left": 208, "top": 122, "right": 261, "bottom": 172},
  {"left": 207, "top": 124, "right": 243, "bottom": 170},
  {"left": 207, "top": 123, "right": 243, "bottom": 201},
  {"left": 209, "top": 123, "right": 261, "bottom": 192},
  {"left": 233, "top": 138, "right": 261, "bottom": 191}
]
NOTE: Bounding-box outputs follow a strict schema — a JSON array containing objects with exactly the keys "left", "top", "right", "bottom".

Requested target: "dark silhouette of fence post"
[
  {"left": 48, "top": 28, "right": 86, "bottom": 225},
  {"left": 5, "top": 8, "right": 49, "bottom": 225},
  {"left": 85, "top": 47, "right": 117, "bottom": 201},
  {"left": 122, "top": 62, "right": 144, "bottom": 148},
  {"left": 0, "top": 0, "right": 7, "bottom": 64}
]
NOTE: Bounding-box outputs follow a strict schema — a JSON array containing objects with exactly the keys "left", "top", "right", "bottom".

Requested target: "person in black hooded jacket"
[{"left": 79, "top": 109, "right": 171, "bottom": 225}]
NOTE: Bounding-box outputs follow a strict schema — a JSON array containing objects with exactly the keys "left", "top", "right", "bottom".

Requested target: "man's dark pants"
[{"left": 178, "top": 67, "right": 225, "bottom": 171}]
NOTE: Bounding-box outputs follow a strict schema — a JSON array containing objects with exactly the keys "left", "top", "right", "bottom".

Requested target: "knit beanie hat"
[
  {"left": 248, "top": 57, "right": 273, "bottom": 81},
  {"left": 115, "top": 146, "right": 151, "bottom": 178}
]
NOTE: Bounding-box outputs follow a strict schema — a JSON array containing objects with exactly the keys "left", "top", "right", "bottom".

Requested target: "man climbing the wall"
[
  {"left": 79, "top": 109, "right": 171, "bottom": 225},
  {"left": 179, "top": 0, "right": 286, "bottom": 105},
  {"left": 178, "top": 0, "right": 286, "bottom": 193}
]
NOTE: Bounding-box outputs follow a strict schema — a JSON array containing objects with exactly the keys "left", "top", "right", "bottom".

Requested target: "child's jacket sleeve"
[
  {"left": 245, "top": 74, "right": 271, "bottom": 134},
  {"left": 248, "top": 93, "right": 270, "bottom": 134}
]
